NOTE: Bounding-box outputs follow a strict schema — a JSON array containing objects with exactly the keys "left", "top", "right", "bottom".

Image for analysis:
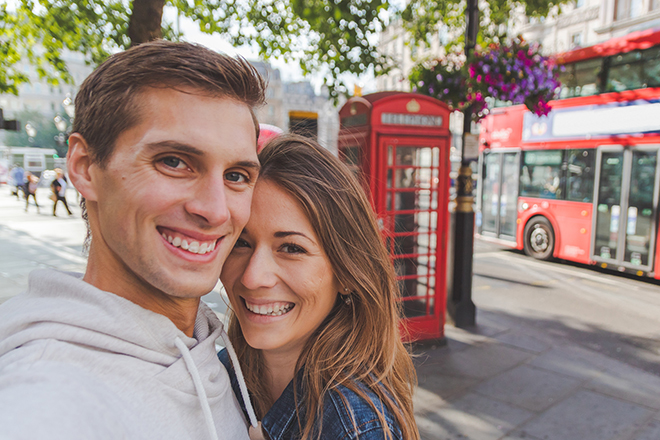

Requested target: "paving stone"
[
  {"left": 474, "top": 364, "right": 583, "bottom": 412},
  {"left": 499, "top": 429, "right": 544, "bottom": 440},
  {"left": 493, "top": 331, "right": 552, "bottom": 354},
  {"left": 416, "top": 392, "right": 534, "bottom": 440},
  {"left": 586, "top": 369, "right": 660, "bottom": 410},
  {"left": 416, "top": 371, "right": 480, "bottom": 401},
  {"left": 522, "top": 390, "right": 652, "bottom": 440},
  {"left": 423, "top": 342, "right": 534, "bottom": 380},
  {"left": 630, "top": 417, "right": 660, "bottom": 440},
  {"left": 527, "top": 346, "right": 606, "bottom": 380}
]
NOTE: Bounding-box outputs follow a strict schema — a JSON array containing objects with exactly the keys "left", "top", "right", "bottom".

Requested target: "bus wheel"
[{"left": 524, "top": 217, "right": 555, "bottom": 261}]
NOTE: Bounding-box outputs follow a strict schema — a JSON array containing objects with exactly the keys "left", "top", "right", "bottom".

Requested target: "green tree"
[
  {"left": 401, "top": 0, "right": 571, "bottom": 52},
  {"left": 0, "top": 0, "right": 574, "bottom": 104},
  {"left": 1, "top": 0, "right": 390, "bottom": 100}
]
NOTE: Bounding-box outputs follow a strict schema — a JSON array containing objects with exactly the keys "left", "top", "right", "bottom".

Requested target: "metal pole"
[{"left": 448, "top": 0, "right": 478, "bottom": 328}]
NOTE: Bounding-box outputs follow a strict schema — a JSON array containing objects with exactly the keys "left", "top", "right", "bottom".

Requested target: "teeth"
[
  {"left": 164, "top": 233, "right": 217, "bottom": 255},
  {"left": 245, "top": 301, "right": 294, "bottom": 316}
]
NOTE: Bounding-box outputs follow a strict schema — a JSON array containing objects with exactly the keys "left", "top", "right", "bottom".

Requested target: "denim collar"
[{"left": 260, "top": 369, "right": 307, "bottom": 440}]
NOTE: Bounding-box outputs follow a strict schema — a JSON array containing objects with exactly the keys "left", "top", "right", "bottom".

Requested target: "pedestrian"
[
  {"left": 219, "top": 135, "right": 420, "bottom": 440},
  {"left": 50, "top": 168, "right": 73, "bottom": 216},
  {"left": 24, "top": 172, "right": 40, "bottom": 213},
  {"left": 0, "top": 40, "right": 266, "bottom": 439},
  {"left": 9, "top": 165, "right": 25, "bottom": 200}
]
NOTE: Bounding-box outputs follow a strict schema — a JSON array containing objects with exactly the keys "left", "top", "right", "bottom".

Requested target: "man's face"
[{"left": 86, "top": 88, "right": 259, "bottom": 300}]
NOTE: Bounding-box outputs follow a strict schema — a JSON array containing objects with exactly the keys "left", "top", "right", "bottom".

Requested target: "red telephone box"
[{"left": 338, "top": 92, "right": 451, "bottom": 342}]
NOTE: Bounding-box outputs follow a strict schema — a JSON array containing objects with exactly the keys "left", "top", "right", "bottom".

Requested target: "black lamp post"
[{"left": 448, "top": 0, "right": 478, "bottom": 328}]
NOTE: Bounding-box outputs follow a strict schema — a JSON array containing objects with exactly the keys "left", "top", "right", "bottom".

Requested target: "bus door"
[
  {"left": 479, "top": 150, "right": 520, "bottom": 241},
  {"left": 592, "top": 145, "right": 660, "bottom": 272}
]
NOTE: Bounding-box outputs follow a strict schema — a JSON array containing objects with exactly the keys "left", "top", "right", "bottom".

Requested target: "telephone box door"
[{"left": 378, "top": 136, "right": 449, "bottom": 341}]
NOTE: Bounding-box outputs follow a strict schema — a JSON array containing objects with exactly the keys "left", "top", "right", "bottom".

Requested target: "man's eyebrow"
[
  {"left": 145, "top": 141, "right": 205, "bottom": 156},
  {"left": 235, "top": 160, "right": 261, "bottom": 173}
]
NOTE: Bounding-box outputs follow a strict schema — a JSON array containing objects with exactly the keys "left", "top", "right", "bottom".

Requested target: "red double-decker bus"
[{"left": 477, "top": 27, "right": 660, "bottom": 277}]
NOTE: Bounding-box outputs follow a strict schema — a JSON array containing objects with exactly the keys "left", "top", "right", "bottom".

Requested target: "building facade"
[{"left": 251, "top": 61, "right": 339, "bottom": 153}]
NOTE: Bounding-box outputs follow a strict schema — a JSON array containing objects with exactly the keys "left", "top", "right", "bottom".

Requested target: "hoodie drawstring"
[
  {"left": 174, "top": 336, "right": 219, "bottom": 440},
  {"left": 219, "top": 329, "right": 259, "bottom": 429}
]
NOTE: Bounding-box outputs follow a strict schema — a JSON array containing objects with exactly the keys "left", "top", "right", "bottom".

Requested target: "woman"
[
  {"left": 219, "top": 135, "right": 420, "bottom": 440},
  {"left": 25, "top": 173, "right": 40, "bottom": 213}
]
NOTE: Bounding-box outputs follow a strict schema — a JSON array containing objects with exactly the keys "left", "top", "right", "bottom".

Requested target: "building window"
[
  {"left": 653, "top": 0, "right": 660, "bottom": 10},
  {"left": 615, "top": 0, "right": 644, "bottom": 20},
  {"left": 571, "top": 32, "right": 583, "bottom": 48}
]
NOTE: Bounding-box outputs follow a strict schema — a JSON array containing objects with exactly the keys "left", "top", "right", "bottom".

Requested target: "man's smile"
[{"left": 157, "top": 227, "right": 221, "bottom": 255}]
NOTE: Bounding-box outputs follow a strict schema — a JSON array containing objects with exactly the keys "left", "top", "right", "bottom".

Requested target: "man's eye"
[
  {"left": 226, "top": 172, "right": 248, "bottom": 183},
  {"left": 161, "top": 157, "right": 186, "bottom": 169}
]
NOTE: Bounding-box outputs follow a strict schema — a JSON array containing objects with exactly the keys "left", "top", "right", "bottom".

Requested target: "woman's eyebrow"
[{"left": 274, "top": 231, "right": 312, "bottom": 241}]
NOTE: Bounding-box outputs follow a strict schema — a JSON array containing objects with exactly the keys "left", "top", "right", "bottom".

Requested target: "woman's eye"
[
  {"left": 161, "top": 156, "right": 187, "bottom": 169},
  {"left": 233, "top": 238, "right": 250, "bottom": 249},
  {"left": 226, "top": 171, "right": 248, "bottom": 183},
  {"left": 282, "top": 243, "right": 307, "bottom": 254}
]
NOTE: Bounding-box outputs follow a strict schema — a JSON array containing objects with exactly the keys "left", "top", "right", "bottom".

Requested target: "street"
[{"left": 1, "top": 184, "right": 660, "bottom": 439}]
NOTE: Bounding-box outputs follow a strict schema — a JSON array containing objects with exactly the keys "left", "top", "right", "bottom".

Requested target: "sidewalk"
[{"left": 413, "top": 311, "right": 660, "bottom": 440}]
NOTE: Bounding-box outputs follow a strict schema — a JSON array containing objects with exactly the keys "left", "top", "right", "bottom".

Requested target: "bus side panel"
[
  {"left": 654, "top": 231, "right": 660, "bottom": 280},
  {"left": 518, "top": 197, "right": 593, "bottom": 264}
]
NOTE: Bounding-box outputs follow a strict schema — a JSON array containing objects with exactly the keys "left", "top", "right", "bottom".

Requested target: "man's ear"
[{"left": 67, "top": 133, "right": 98, "bottom": 202}]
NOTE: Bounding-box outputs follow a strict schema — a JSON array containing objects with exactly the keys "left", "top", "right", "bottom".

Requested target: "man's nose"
[
  {"left": 185, "top": 172, "right": 230, "bottom": 226},
  {"left": 240, "top": 248, "right": 278, "bottom": 290}
]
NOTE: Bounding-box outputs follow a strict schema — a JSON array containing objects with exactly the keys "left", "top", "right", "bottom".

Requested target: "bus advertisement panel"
[{"left": 478, "top": 27, "right": 660, "bottom": 278}]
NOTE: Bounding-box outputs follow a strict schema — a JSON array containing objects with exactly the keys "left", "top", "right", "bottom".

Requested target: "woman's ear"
[{"left": 66, "top": 133, "right": 98, "bottom": 202}]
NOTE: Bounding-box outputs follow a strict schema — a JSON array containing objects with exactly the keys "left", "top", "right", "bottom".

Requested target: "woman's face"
[{"left": 221, "top": 179, "right": 341, "bottom": 359}]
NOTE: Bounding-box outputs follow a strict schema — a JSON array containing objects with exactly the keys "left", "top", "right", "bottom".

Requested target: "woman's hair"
[{"left": 227, "top": 134, "right": 420, "bottom": 440}]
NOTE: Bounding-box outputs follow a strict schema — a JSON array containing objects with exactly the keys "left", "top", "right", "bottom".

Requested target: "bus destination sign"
[{"left": 381, "top": 113, "right": 443, "bottom": 127}]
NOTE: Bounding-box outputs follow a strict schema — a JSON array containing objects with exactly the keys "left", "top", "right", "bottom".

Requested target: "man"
[
  {"left": 0, "top": 41, "right": 265, "bottom": 439},
  {"left": 50, "top": 168, "right": 73, "bottom": 216},
  {"left": 9, "top": 164, "right": 25, "bottom": 199}
]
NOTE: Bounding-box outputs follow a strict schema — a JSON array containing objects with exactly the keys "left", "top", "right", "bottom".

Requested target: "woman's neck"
[{"left": 263, "top": 349, "right": 300, "bottom": 405}]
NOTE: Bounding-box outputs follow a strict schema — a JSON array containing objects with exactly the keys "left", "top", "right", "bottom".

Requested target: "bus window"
[
  {"left": 607, "top": 51, "right": 644, "bottom": 92},
  {"left": 643, "top": 46, "right": 660, "bottom": 88},
  {"left": 520, "top": 150, "right": 565, "bottom": 199},
  {"left": 559, "top": 58, "right": 602, "bottom": 98},
  {"left": 574, "top": 58, "right": 602, "bottom": 96},
  {"left": 566, "top": 149, "right": 595, "bottom": 203}
]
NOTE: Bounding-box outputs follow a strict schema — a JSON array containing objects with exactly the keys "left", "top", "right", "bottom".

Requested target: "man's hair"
[
  {"left": 73, "top": 39, "right": 266, "bottom": 167},
  {"left": 72, "top": 40, "right": 266, "bottom": 248},
  {"left": 227, "top": 134, "right": 420, "bottom": 440}
]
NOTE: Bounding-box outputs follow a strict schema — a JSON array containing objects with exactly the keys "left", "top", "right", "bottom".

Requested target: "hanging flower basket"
[{"left": 410, "top": 36, "right": 560, "bottom": 120}]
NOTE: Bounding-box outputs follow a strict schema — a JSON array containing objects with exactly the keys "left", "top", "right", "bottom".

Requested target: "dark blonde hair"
[{"left": 228, "top": 134, "right": 420, "bottom": 440}]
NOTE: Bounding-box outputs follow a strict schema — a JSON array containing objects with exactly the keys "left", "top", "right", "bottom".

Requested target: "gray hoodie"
[{"left": 0, "top": 269, "right": 257, "bottom": 440}]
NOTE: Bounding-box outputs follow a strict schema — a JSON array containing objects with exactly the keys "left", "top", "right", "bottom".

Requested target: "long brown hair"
[{"left": 227, "top": 134, "right": 420, "bottom": 440}]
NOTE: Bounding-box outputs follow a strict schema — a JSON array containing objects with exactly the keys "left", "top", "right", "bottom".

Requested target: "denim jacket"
[{"left": 218, "top": 349, "right": 403, "bottom": 440}]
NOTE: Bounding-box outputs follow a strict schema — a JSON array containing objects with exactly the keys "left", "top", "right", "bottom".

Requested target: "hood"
[{"left": 0, "top": 269, "right": 215, "bottom": 363}]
